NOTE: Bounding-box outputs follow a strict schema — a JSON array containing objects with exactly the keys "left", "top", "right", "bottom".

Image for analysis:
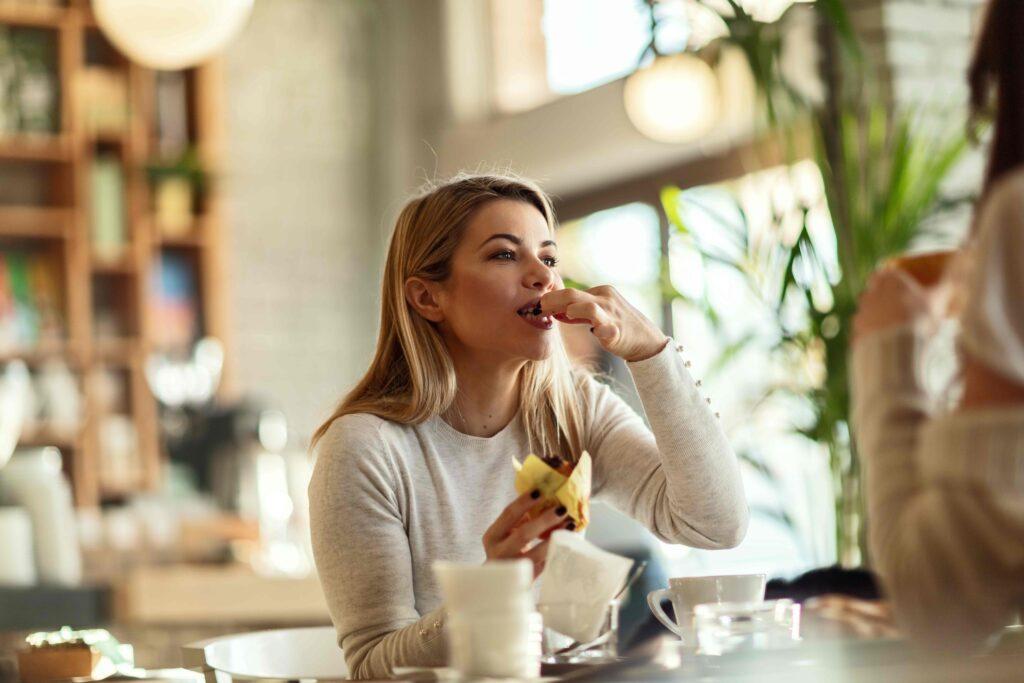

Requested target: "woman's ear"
[{"left": 405, "top": 277, "right": 445, "bottom": 323}]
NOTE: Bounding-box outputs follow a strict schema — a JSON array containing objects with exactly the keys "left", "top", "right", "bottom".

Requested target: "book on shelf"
[
  {"left": 0, "top": 248, "right": 64, "bottom": 352},
  {"left": 154, "top": 70, "right": 189, "bottom": 157},
  {"left": 89, "top": 153, "right": 127, "bottom": 263},
  {"left": 152, "top": 251, "right": 199, "bottom": 350}
]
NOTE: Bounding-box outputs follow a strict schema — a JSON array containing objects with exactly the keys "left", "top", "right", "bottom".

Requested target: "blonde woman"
[{"left": 308, "top": 174, "right": 748, "bottom": 679}]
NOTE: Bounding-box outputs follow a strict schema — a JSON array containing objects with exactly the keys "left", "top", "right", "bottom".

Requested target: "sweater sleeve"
[
  {"left": 585, "top": 339, "right": 748, "bottom": 549},
  {"left": 308, "top": 415, "right": 447, "bottom": 680},
  {"left": 852, "top": 325, "right": 1024, "bottom": 651}
]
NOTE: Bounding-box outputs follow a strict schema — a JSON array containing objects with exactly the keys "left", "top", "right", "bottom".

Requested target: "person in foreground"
[
  {"left": 851, "top": 0, "right": 1024, "bottom": 652},
  {"left": 308, "top": 174, "right": 748, "bottom": 678}
]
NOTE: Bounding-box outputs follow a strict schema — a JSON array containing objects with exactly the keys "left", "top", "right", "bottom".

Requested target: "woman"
[
  {"left": 851, "top": 0, "right": 1024, "bottom": 651},
  {"left": 308, "top": 174, "right": 748, "bottom": 678}
]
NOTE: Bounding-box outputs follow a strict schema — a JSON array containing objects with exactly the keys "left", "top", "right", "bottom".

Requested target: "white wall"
[{"left": 222, "top": 0, "right": 384, "bottom": 442}]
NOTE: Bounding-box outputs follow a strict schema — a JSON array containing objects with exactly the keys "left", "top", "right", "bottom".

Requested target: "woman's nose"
[{"left": 524, "top": 258, "right": 556, "bottom": 290}]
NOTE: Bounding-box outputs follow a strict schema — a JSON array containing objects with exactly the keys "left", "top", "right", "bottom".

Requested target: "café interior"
[{"left": 1, "top": 0, "right": 1022, "bottom": 681}]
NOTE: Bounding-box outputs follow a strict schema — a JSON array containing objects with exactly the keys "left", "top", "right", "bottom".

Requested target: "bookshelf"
[{"left": 0, "top": 1, "right": 228, "bottom": 507}]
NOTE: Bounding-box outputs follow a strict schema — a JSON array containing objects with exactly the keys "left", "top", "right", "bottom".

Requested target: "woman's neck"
[{"left": 443, "top": 350, "right": 525, "bottom": 438}]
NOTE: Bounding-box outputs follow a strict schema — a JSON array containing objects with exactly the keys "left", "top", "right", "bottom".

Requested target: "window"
[
  {"left": 556, "top": 202, "right": 663, "bottom": 326},
  {"left": 662, "top": 161, "right": 837, "bottom": 577},
  {"left": 542, "top": 0, "right": 651, "bottom": 95},
  {"left": 489, "top": 0, "right": 693, "bottom": 113},
  {"left": 558, "top": 162, "right": 837, "bottom": 580}
]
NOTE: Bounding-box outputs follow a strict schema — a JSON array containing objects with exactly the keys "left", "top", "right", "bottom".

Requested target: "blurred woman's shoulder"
[{"left": 978, "top": 168, "right": 1024, "bottom": 236}]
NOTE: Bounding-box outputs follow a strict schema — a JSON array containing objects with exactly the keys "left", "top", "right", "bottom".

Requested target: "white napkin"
[{"left": 538, "top": 530, "right": 633, "bottom": 643}]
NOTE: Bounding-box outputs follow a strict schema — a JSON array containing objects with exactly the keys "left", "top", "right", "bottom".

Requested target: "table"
[{"left": 557, "top": 630, "right": 1024, "bottom": 682}]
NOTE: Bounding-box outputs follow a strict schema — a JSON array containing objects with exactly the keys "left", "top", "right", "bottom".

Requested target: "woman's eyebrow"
[{"left": 478, "top": 233, "right": 557, "bottom": 249}]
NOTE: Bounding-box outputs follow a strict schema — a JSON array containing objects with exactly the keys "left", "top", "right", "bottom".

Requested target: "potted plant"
[{"left": 146, "top": 147, "right": 207, "bottom": 239}]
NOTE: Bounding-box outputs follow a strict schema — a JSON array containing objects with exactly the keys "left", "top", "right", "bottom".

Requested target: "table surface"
[
  {"left": 386, "top": 628, "right": 1024, "bottom": 683},
  {"left": 556, "top": 629, "right": 1024, "bottom": 683}
]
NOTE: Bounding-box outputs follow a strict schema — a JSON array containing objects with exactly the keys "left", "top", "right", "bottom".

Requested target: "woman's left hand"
[
  {"left": 540, "top": 285, "right": 668, "bottom": 362},
  {"left": 852, "top": 267, "right": 932, "bottom": 346}
]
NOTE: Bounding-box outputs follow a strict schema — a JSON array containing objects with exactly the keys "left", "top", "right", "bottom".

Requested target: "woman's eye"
[
  {"left": 493, "top": 250, "right": 515, "bottom": 261},
  {"left": 543, "top": 256, "right": 559, "bottom": 267}
]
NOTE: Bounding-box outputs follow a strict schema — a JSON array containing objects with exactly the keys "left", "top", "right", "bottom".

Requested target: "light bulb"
[{"left": 623, "top": 53, "right": 721, "bottom": 144}]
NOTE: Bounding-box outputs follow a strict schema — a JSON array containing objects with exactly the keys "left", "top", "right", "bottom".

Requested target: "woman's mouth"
[{"left": 517, "top": 300, "right": 554, "bottom": 331}]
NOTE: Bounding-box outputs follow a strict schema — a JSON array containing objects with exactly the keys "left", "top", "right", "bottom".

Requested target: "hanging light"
[
  {"left": 624, "top": 52, "right": 721, "bottom": 144},
  {"left": 623, "top": 0, "right": 721, "bottom": 144},
  {"left": 93, "top": 0, "right": 254, "bottom": 71}
]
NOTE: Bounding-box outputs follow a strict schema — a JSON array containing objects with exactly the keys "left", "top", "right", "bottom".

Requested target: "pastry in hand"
[{"left": 512, "top": 451, "right": 592, "bottom": 532}]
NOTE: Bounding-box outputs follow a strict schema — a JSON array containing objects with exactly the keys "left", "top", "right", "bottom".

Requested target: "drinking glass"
[
  {"left": 694, "top": 599, "right": 801, "bottom": 656},
  {"left": 538, "top": 599, "right": 620, "bottom": 663}
]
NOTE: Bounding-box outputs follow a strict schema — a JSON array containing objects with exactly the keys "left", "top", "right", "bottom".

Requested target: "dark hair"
[{"left": 968, "top": 0, "right": 1024, "bottom": 194}]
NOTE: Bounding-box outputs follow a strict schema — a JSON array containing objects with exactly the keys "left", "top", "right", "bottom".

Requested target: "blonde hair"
[{"left": 311, "top": 173, "right": 590, "bottom": 462}]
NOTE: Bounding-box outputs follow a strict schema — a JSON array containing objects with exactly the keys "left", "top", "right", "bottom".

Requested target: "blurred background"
[{"left": 0, "top": 0, "right": 986, "bottom": 675}]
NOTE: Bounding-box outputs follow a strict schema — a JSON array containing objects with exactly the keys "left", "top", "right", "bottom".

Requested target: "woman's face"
[{"left": 434, "top": 199, "right": 562, "bottom": 363}]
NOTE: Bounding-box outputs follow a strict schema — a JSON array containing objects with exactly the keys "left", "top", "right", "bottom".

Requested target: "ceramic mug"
[{"left": 646, "top": 573, "right": 767, "bottom": 645}]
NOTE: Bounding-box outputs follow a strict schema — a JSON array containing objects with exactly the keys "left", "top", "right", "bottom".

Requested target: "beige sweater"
[
  {"left": 309, "top": 339, "right": 748, "bottom": 679},
  {"left": 852, "top": 170, "right": 1024, "bottom": 650}
]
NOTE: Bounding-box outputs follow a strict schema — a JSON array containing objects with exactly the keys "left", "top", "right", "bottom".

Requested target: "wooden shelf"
[
  {"left": 0, "top": 340, "right": 72, "bottom": 364},
  {"left": 0, "top": 21, "right": 226, "bottom": 507},
  {"left": 0, "top": 4, "right": 66, "bottom": 28},
  {"left": 0, "top": 206, "right": 71, "bottom": 239},
  {"left": 93, "top": 337, "right": 138, "bottom": 364},
  {"left": 92, "top": 254, "right": 136, "bottom": 274},
  {"left": 158, "top": 231, "right": 205, "bottom": 248},
  {"left": 18, "top": 425, "right": 78, "bottom": 451},
  {"left": 0, "top": 134, "right": 71, "bottom": 162},
  {"left": 88, "top": 130, "right": 129, "bottom": 147}
]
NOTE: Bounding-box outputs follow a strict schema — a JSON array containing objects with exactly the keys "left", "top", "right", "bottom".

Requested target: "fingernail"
[
  {"left": 555, "top": 505, "right": 567, "bottom": 516},
  {"left": 565, "top": 521, "right": 576, "bottom": 531},
  {"left": 531, "top": 489, "right": 541, "bottom": 499}
]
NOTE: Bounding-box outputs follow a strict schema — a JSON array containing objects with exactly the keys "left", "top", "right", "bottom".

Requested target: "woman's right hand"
[{"left": 483, "top": 490, "right": 570, "bottom": 577}]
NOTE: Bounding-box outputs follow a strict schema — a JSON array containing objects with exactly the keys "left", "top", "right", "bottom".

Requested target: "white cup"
[
  {"left": 434, "top": 559, "right": 540, "bottom": 679},
  {"left": 446, "top": 610, "right": 542, "bottom": 679},
  {"left": 647, "top": 574, "right": 767, "bottom": 646},
  {"left": 0, "top": 507, "right": 36, "bottom": 586},
  {"left": 433, "top": 559, "right": 534, "bottom": 613}
]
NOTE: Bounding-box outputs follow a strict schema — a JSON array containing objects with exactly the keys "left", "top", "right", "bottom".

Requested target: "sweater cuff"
[{"left": 627, "top": 337, "right": 710, "bottom": 413}]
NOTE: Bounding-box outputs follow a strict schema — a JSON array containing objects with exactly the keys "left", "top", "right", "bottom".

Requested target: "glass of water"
[
  {"left": 538, "top": 599, "right": 620, "bottom": 663},
  {"left": 694, "top": 599, "right": 801, "bottom": 656}
]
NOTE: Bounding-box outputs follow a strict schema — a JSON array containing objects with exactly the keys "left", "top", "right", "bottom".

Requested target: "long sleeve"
[
  {"left": 586, "top": 338, "right": 748, "bottom": 549},
  {"left": 851, "top": 173, "right": 1024, "bottom": 651},
  {"left": 308, "top": 415, "right": 447, "bottom": 680},
  {"left": 852, "top": 328, "right": 1024, "bottom": 651}
]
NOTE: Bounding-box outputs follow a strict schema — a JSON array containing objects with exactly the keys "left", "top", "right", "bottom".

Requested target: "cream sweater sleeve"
[
  {"left": 585, "top": 339, "right": 749, "bottom": 549},
  {"left": 308, "top": 415, "right": 447, "bottom": 680},
  {"left": 851, "top": 174, "right": 1024, "bottom": 651}
]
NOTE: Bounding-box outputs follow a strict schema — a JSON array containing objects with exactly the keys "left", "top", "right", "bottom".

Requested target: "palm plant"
[{"left": 656, "top": 0, "right": 970, "bottom": 563}]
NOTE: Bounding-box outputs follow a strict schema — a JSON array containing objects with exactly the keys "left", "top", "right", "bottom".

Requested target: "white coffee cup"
[{"left": 647, "top": 574, "right": 767, "bottom": 645}]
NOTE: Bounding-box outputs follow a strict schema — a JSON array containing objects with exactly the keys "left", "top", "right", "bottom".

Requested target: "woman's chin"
[{"left": 518, "top": 338, "right": 557, "bottom": 362}]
